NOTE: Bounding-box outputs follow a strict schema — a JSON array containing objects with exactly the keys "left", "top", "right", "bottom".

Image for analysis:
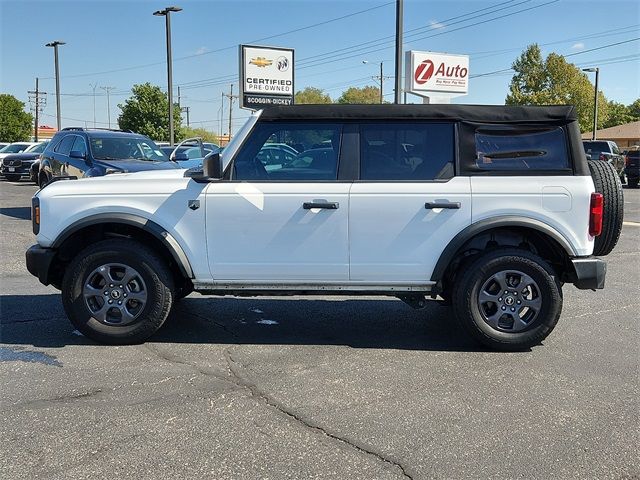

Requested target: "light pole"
[
  {"left": 154, "top": 6, "right": 182, "bottom": 146},
  {"left": 363, "top": 60, "right": 385, "bottom": 104},
  {"left": 583, "top": 67, "right": 599, "bottom": 140},
  {"left": 45, "top": 40, "right": 65, "bottom": 131}
]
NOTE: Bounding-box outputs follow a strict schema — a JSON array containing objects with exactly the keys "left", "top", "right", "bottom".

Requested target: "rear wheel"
[
  {"left": 453, "top": 249, "right": 562, "bottom": 351},
  {"left": 588, "top": 160, "right": 623, "bottom": 255},
  {"left": 62, "top": 239, "right": 174, "bottom": 344}
]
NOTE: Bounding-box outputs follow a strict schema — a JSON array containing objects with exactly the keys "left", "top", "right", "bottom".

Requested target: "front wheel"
[
  {"left": 452, "top": 249, "right": 562, "bottom": 351},
  {"left": 62, "top": 239, "right": 174, "bottom": 344}
]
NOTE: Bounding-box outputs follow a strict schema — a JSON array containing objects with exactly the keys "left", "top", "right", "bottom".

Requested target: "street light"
[
  {"left": 363, "top": 60, "right": 384, "bottom": 104},
  {"left": 45, "top": 40, "right": 65, "bottom": 131},
  {"left": 154, "top": 6, "right": 182, "bottom": 146},
  {"left": 583, "top": 67, "right": 599, "bottom": 140}
]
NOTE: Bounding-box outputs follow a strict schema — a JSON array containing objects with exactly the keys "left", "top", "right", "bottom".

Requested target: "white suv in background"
[{"left": 26, "top": 105, "right": 623, "bottom": 350}]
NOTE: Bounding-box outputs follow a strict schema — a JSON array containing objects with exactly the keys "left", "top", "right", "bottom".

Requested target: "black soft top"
[{"left": 260, "top": 104, "right": 577, "bottom": 124}]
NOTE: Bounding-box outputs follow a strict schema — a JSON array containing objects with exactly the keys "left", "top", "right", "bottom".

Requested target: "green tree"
[
  {"left": 0, "top": 94, "right": 33, "bottom": 142},
  {"left": 337, "top": 86, "right": 381, "bottom": 104},
  {"left": 117, "top": 83, "right": 182, "bottom": 141},
  {"left": 602, "top": 101, "right": 633, "bottom": 129},
  {"left": 627, "top": 98, "right": 640, "bottom": 120},
  {"left": 180, "top": 127, "right": 219, "bottom": 144},
  {"left": 506, "top": 45, "right": 610, "bottom": 132},
  {"left": 295, "top": 87, "right": 332, "bottom": 104}
]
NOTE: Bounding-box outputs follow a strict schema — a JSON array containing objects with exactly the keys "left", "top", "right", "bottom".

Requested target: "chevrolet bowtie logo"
[{"left": 249, "top": 57, "right": 273, "bottom": 68}]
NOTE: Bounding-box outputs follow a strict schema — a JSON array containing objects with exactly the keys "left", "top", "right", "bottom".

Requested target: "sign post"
[
  {"left": 240, "top": 45, "right": 295, "bottom": 110},
  {"left": 405, "top": 51, "right": 469, "bottom": 104}
]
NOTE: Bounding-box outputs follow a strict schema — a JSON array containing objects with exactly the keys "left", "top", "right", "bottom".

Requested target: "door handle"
[
  {"left": 425, "top": 202, "right": 461, "bottom": 209},
  {"left": 303, "top": 202, "right": 339, "bottom": 210}
]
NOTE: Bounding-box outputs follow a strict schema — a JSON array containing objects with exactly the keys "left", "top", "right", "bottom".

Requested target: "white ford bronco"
[{"left": 26, "top": 105, "right": 624, "bottom": 350}]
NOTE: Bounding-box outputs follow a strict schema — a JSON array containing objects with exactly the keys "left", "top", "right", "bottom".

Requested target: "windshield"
[
  {"left": 89, "top": 136, "right": 168, "bottom": 162},
  {"left": 29, "top": 142, "right": 49, "bottom": 153},
  {"left": 0, "top": 143, "right": 30, "bottom": 153}
]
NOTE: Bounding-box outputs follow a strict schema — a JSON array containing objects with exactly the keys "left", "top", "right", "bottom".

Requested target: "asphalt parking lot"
[{"left": 1, "top": 180, "right": 638, "bottom": 479}]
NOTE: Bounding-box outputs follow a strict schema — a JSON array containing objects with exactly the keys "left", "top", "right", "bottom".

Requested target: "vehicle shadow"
[
  {"left": 0, "top": 207, "right": 31, "bottom": 220},
  {"left": 0, "top": 293, "right": 495, "bottom": 352}
]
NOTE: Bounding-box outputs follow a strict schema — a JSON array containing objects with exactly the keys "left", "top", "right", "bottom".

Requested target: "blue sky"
[{"left": 1, "top": 0, "right": 639, "bottom": 134}]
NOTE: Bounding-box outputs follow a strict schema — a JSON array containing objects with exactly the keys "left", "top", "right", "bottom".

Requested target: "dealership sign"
[
  {"left": 240, "top": 45, "right": 295, "bottom": 110},
  {"left": 405, "top": 51, "right": 469, "bottom": 97}
]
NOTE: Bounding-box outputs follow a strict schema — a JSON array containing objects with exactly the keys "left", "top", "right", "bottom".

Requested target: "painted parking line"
[{"left": 622, "top": 221, "right": 640, "bottom": 226}]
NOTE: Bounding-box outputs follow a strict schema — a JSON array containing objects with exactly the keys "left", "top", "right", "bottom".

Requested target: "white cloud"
[
  {"left": 429, "top": 20, "right": 446, "bottom": 29},
  {"left": 195, "top": 46, "right": 208, "bottom": 55},
  {"left": 571, "top": 42, "right": 585, "bottom": 50}
]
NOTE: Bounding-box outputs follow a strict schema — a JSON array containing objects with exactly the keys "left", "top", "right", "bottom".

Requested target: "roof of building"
[
  {"left": 582, "top": 120, "right": 640, "bottom": 140},
  {"left": 260, "top": 104, "right": 577, "bottom": 123}
]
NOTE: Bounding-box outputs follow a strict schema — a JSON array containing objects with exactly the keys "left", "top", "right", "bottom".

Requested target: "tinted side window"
[
  {"left": 54, "top": 135, "right": 76, "bottom": 155},
  {"left": 475, "top": 127, "right": 568, "bottom": 170},
  {"left": 72, "top": 136, "right": 88, "bottom": 156},
  {"left": 360, "top": 123, "right": 454, "bottom": 180},
  {"left": 233, "top": 123, "right": 342, "bottom": 181}
]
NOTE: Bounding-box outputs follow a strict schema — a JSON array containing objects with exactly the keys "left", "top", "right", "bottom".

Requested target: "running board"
[{"left": 193, "top": 281, "right": 434, "bottom": 297}]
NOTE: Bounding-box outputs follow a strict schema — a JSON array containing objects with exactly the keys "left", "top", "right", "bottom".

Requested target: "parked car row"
[
  {"left": 1, "top": 130, "right": 224, "bottom": 187},
  {"left": 582, "top": 140, "right": 639, "bottom": 188}
]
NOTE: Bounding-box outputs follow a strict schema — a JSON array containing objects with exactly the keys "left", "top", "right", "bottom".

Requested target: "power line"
[{"left": 40, "top": 1, "right": 394, "bottom": 80}]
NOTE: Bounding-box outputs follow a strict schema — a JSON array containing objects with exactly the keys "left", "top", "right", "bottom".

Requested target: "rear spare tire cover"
[{"left": 588, "top": 159, "right": 624, "bottom": 256}]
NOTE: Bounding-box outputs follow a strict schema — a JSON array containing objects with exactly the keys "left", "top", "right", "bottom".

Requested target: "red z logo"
[{"left": 414, "top": 60, "right": 435, "bottom": 84}]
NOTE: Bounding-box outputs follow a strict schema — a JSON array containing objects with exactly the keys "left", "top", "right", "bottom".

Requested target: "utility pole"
[
  {"left": 224, "top": 84, "right": 238, "bottom": 141},
  {"left": 90, "top": 83, "right": 98, "bottom": 127},
  {"left": 394, "top": 0, "right": 403, "bottom": 104},
  {"left": 219, "top": 91, "right": 224, "bottom": 138},
  {"left": 101, "top": 86, "right": 115, "bottom": 128},
  {"left": 177, "top": 86, "right": 181, "bottom": 108},
  {"left": 28, "top": 78, "right": 46, "bottom": 141},
  {"left": 181, "top": 106, "right": 190, "bottom": 126}
]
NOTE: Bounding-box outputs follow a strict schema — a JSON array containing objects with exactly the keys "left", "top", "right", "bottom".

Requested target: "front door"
[
  {"left": 349, "top": 122, "right": 472, "bottom": 283},
  {"left": 207, "top": 122, "right": 350, "bottom": 281}
]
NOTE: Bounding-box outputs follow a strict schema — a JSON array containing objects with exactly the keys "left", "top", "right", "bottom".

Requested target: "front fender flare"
[{"left": 52, "top": 213, "right": 194, "bottom": 279}]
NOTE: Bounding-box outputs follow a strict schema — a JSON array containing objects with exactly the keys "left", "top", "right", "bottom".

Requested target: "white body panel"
[
  {"left": 36, "top": 170, "right": 214, "bottom": 281},
  {"left": 206, "top": 182, "right": 350, "bottom": 281},
  {"left": 349, "top": 178, "right": 472, "bottom": 281},
  {"left": 470, "top": 176, "right": 595, "bottom": 256}
]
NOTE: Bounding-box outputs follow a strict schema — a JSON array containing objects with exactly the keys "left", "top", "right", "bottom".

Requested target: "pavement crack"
[
  {"left": 6, "top": 387, "right": 103, "bottom": 410},
  {"left": 180, "top": 309, "right": 239, "bottom": 338},
  {"left": 223, "top": 348, "right": 413, "bottom": 480}
]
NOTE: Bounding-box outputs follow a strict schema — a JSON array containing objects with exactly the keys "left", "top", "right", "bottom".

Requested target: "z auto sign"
[
  {"left": 406, "top": 51, "right": 469, "bottom": 95},
  {"left": 240, "top": 45, "right": 295, "bottom": 110}
]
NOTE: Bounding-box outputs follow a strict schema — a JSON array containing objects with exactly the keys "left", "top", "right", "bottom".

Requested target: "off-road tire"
[
  {"left": 4, "top": 174, "right": 21, "bottom": 182},
  {"left": 62, "top": 239, "right": 174, "bottom": 344},
  {"left": 588, "top": 159, "right": 623, "bottom": 256},
  {"left": 452, "top": 249, "right": 562, "bottom": 351}
]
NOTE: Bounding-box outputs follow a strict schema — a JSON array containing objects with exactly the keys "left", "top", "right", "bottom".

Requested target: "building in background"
[{"left": 582, "top": 121, "right": 640, "bottom": 148}]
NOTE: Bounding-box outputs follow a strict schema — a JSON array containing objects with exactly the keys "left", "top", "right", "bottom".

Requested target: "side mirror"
[
  {"left": 69, "top": 150, "right": 86, "bottom": 160},
  {"left": 203, "top": 152, "right": 222, "bottom": 178},
  {"left": 173, "top": 152, "right": 189, "bottom": 161}
]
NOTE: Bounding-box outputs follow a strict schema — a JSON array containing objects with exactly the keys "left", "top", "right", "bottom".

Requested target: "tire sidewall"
[
  {"left": 454, "top": 250, "right": 562, "bottom": 350},
  {"left": 63, "top": 241, "right": 173, "bottom": 343}
]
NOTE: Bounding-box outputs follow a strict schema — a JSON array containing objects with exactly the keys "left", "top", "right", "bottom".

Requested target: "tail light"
[
  {"left": 589, "top": 193, "right": 603, "bottom": 237},
  {"left": 599, "top": 153, "right": 606, "bottom": 161}
]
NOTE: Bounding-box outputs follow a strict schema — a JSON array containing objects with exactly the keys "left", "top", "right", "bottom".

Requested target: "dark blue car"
[{"left": 38, "top": 128, "right": 178, "bottom": 187}]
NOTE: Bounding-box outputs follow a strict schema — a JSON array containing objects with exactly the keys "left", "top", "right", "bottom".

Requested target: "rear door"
[
  {"left": 207, "top": 122, "right": 351, "bottom": 281},
  {"left": 349, "top": 122, "right": 471, "bottom": 283},
  {"left": 50, "top": 134, "right": 76, "bottom": 176}
]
